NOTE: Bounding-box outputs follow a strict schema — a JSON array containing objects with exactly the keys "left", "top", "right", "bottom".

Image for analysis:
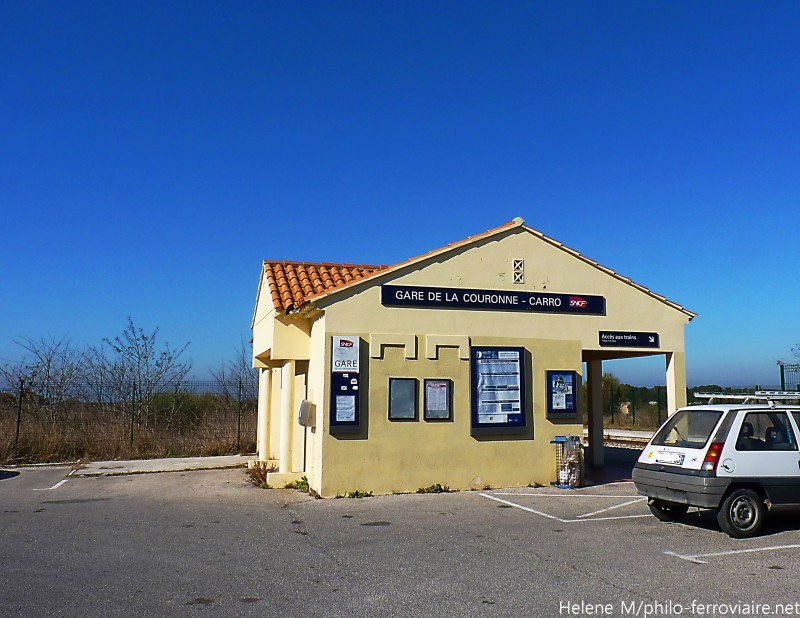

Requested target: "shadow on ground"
[
  {"left": 0, "top": 470, "right": 21, "bottom": 481},
  {"left": 584, "top": 446, "right": 641, "bottom": 485}
]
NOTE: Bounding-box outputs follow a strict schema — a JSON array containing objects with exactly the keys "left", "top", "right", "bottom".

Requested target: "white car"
[{"left": 633, "top": 403, "right": 800, "bottom": 538}]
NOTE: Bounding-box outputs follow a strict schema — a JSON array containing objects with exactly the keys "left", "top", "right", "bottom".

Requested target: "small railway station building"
[{"left": 251, "top": 217, "right": 695, "bottom": 497}]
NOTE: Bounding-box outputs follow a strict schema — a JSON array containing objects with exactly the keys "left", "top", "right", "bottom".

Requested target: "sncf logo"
[
  {"left": 339, "top": 339, "right": 354, "bottom": 348},
  {"left": 569, "top": 296, "right": 588, "bottom": 309}
]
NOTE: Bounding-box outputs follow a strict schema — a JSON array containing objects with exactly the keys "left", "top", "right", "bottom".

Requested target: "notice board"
[
  {"left": 470, "top": 346, "right": 527, "bottom": 435},
  {"left": 330, "top": 336, "right": 361, "bottom": 433}
]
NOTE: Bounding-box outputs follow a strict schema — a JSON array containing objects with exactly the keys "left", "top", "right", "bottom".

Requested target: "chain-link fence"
[
  {"left": 1, "top": 380, "right": 257, "bottom": 464},
  {"left": 580, "top": 384, "right": 783, "bottom": 431},
  {"left": 581, "top": 384, "right": 670, "bottom": 430}
]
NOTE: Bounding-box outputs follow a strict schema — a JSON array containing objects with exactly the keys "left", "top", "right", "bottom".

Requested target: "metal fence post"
[
  {"left": 130, "top": 380, "right": 136, "bottom": 451},
  {"left": 237, "top": 379, "right": 242, "bottom": 453},
  {"left": 780, "top": 364, "right": 786, "bottom": 391},
  {"left": 14, "top": 378, "right": 24, "bottom": 458}
]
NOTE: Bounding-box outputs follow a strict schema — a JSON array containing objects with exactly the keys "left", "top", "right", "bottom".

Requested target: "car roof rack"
[{"left": 694, "top": 391, "right": 800, "bottom": 407}]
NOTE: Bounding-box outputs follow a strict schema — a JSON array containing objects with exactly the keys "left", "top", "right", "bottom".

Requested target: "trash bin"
[{"left": 550, "top": 435, "right": 582, "bottom": 488}]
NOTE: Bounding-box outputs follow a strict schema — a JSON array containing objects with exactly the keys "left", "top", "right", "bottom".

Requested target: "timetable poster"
[
  {"left": 473, "top": 348, "right": 524, "bottom": 426},
  {"left": 424, "top": 379, "right": 451, "bottom": 420},
  {"left": 550, "top": 372, "right": 574, "bottom": 411}
]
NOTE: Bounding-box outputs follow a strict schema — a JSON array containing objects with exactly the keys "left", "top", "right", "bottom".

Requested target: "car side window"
[{"left": 736, "top": 412, "right": 797, "bottom": 451}]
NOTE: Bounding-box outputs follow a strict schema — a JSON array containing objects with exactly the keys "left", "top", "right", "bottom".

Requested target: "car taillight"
[{"left": 702, "top": 443, "right": 724, "bottom": 472}]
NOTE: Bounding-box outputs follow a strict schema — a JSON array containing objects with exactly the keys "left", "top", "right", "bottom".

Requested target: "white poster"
[
  {"left": 332, "top": 336, "right": 359, "bottom": 373},
  {"left": 475, "top": 349, "right": 521, "bottom": 424},
  {"left": 425, "top": 380, "right": 450, "bottom": 419},
  {"left": 335, "top": 395, "right": 356, "bottom": 422}
]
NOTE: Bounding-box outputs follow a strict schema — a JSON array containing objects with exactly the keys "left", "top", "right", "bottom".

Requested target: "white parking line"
[
  {"left": 493, "top": 492, "right": 639, "bottom": 498},
  {"left": 665, "top": 544, "right": 800, "bottom": 565},
  {"left": 480, "top": 493, "right": 650, "bottom": 522},
  {"left": 481, "top": 493, "right": 565, "bottom": 521},
  {"left": 577, "top": 498, "right": 645, "bottom": 518},
  {"left": 33, "top": 479, "right": 68, "bottom": 492}
]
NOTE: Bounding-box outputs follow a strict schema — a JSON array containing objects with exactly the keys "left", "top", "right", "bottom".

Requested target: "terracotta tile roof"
[
  {"left": 263, "top": 261, "right": 389, "bottom": 312},
  {"left": 261, "top": 219, "right": 522, "bottom": 313}
]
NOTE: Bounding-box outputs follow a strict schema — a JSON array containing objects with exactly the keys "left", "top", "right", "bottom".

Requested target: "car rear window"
[{"left": 651, "top": 409, "right": 723, "bottom": 449}]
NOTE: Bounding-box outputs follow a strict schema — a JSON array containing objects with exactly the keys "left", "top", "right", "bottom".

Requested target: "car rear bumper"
[{"left": 632, "top": 464, "right": 730, "bottom": 508}]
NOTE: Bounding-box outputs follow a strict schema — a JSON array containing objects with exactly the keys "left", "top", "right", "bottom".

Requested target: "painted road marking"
[
  {"left": 480, "top": 492, "right": 650, "bottom": 522},
  {"left": 665, "top": 544, "right": 800, "bottom": 565},
  {"left": 33, "top": 479, "right": 68, "bottom": 492},
  {"left": 493, "top": 492, "right": 639, "bottom": 498},
  {"left": 481, "top": 493, "right": 565, "bottom": 521},
  {"left": 577, "top": 498, "right": 645, "bottom": 518}
]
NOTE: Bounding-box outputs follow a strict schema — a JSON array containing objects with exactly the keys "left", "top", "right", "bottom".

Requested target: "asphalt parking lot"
[{"left": 2, "top": 458, "right": 800, "bottom": 618}]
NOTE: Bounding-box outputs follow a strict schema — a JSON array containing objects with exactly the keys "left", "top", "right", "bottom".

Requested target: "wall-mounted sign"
[
  {"left": 330, "top": 336, "right": 361, "bottom": 432},
  {"left": 424, "top": 379, "right": 452, "bottom": 421},
  {"left": 599, "top": 331, "right": 660, "bottom": 348},
  {"left": 332, "top": 336, "right": 360, "bottom": 372},
  {"left": 382, "top": 284, "right": 605, "bottom": 316},
  {"left": 546, "top": 370, "right": 580, "bottom": 420},
  {"left": 471, "top": 346, "right": 527, "bottom": 434}
]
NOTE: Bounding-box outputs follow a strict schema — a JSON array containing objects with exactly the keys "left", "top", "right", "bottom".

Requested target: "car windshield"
[{"left": 651, "top": 409, "right": 723, "bottom": 449}]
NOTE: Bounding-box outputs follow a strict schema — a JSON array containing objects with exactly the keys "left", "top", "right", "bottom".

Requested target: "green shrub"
[
  {"left": 285, "top": 475, "right": 309, "bottom": 492},
  {"left": 345, "top": 489, "right": 373, "bottom": 499},
  {"left": 417, "top": 483, "right": 453, "bottom": 494}
]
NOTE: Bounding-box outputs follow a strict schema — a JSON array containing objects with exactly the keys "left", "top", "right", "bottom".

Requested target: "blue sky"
[{"left": 2, "top": 1, "right": 798, "bottom": 387}]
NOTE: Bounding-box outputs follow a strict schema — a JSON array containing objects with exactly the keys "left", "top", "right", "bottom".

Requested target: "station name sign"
[
  {"left": 381, "top": 284, "right": 606, "bottom": 315},
  {"left": 599, "top": 331, "right": 660, "bottom": 348}
]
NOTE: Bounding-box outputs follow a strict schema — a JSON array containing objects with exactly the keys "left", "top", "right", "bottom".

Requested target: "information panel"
[
  {"left": 471, "top": 347, "right": 527, "bottom": 433},
  {"left": 546, "top": 370, "right": 580, "bottom": 419},
  {"left": 330, "top": 336, "right": 361, "bottom": 432}
]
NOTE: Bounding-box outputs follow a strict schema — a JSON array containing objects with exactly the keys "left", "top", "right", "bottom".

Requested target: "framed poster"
[
  {"left": 389, "top": 378, "right": 417, "bottom": 421},
  {"left": 470, "top": 346, "right": 527, "bottom": 434},
  {"left": 424, "top": 379, "right": 452, "bottom": 421},
  {"left": 330, "top": 336, "right": 361, "bottom": 433},
  {"left": 546, "top": 370, "right": 580, "bottom": 419}
]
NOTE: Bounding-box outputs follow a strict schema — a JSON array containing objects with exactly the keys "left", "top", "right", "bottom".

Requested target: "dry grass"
[
  {"left": 0, "top": 393, "right": 257, "bottom": 464},
  {"left": 246, "top": 461, "right": 278, "bottom": 488}
]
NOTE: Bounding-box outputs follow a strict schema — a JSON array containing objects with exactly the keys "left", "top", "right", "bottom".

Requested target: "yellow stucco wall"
[{"left": 316, "top": 334, "right": 582, "bottom": 497}]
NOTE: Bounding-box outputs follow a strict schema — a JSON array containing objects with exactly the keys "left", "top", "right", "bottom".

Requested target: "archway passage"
[{"left": 582, "top": 350, "right": 687, "bottom": 469}]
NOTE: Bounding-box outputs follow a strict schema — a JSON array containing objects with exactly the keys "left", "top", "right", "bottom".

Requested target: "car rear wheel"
[
  {"left": 648, "top": 500, "right": 689, "bottom": 522},
  {"left": 717, "top": 488, "right": 765, "bottom": 538}
]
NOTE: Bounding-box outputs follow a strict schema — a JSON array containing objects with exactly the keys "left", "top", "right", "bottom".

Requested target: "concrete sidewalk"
[{"left": 71, "top": 454, "right": 256, "bottom": 477}]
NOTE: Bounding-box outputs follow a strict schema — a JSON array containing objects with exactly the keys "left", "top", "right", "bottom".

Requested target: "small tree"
[
  {"left": 0, "top": 336, "right": 87, "bottom": 402},
  {"left": 602, "top": 372, "right": 621, "bottom": 417},
  {"left": 211, "top": 338, "right": 258, "bottom": 400},
  {"left": 102, "top": 317, "right": 191, "bottom": 426}
]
